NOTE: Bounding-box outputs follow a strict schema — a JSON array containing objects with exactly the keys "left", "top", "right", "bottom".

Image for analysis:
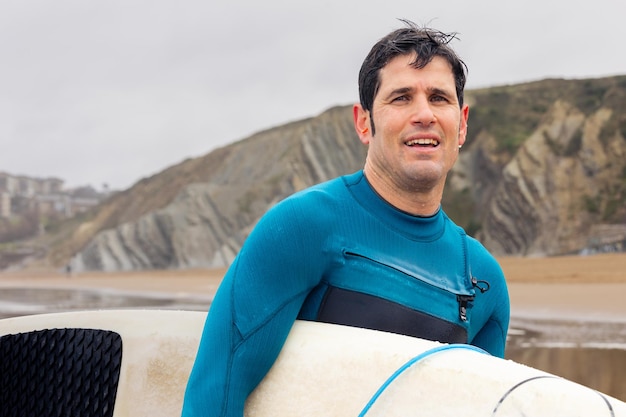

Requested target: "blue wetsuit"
[{"left": 182, "top": 171, "right": 510, "bottom": 417}]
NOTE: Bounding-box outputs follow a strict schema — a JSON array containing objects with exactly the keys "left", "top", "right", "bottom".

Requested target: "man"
[{"left": 182, "top": 21, "right": 510, "bottom": 417}]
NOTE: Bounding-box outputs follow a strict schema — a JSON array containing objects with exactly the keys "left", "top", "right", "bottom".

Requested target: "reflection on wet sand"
[
  {"left": 507, "top": 346, "right": 626, "bottom": 402},
  {"left": 506, "top": 316, "right": 626, "bottom": 401},
  {"left": 0, "top": 287, "right": 211, "bottom": 320}
]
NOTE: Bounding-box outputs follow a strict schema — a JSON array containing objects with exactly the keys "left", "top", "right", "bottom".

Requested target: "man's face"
[{"left": 358, "top": 54, "right": 469, "bottom": 194}]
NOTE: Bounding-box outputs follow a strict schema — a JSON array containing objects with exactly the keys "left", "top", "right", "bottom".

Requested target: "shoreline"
[
  {"left": 0, "top": 253, "right": 626, "bottom": 322},
  {"left": 1, "top": 252, "right": 626, "bottom": 321}
]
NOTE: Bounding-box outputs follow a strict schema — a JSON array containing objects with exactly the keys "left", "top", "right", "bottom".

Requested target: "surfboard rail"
[{"left": 0, "top": 310, "right": 624, "bottom": 417}]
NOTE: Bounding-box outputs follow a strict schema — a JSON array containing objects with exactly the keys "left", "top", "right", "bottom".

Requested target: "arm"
[
  {"left": 181, "top": 200, "right": 326, "bottom": 417},
  {"left": 471, "top": 315, "right": 509, "bottom": 358},
  {"left": 466, "top": 239, "right": 510, "bottom": 358}
]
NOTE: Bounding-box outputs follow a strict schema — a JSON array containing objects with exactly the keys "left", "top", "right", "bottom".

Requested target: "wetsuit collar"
[{"left": 343, "top": 171, "right": 446, "bottom": 241}]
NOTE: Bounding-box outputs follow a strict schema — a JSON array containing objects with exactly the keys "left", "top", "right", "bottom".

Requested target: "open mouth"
[{"left": 405, "top": 138, "right": 439, "bottom": 147}]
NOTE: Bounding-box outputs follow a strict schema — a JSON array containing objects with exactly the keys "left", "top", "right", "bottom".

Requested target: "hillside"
[{"left": 5, "top": 76, "right": 626, "bottom": 271}]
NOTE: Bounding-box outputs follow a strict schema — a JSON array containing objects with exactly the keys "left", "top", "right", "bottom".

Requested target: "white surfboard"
[{"left": 0, "top": 310, "right": 625, "bottom": 417}]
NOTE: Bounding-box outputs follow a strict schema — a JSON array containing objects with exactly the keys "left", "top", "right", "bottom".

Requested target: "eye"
[
  {"left": 391, "top": 95, "right": 410, "bottom": 103},
  {"left": 430, "top": 94, "right": 449, "bottom": 103}
]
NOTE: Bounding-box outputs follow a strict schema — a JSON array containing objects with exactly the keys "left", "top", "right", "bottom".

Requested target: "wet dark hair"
[{"left": 358, "top": 20, "right": 468, "bottom": 134}]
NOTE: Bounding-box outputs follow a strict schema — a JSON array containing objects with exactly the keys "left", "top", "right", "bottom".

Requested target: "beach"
[
  {"left": 1, "top": 252, "right": 625, "bottom": 400},
  {"left": 2, "top": 253, "right": 626, "bottom": 320}
]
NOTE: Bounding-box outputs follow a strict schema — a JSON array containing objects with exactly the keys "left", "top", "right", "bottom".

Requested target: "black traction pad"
[{"left": 0, "top": 327, "right": 123, "bottom": 417}]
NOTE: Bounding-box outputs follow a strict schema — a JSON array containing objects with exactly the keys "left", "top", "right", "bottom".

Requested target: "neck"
[{"left": 363, "top": 165, "right": 443, "bottom": 217}]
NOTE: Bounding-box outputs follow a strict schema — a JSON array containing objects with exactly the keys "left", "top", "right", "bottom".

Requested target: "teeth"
[{"left": 406, "top": 138, "right": 439, "bottom": 146}]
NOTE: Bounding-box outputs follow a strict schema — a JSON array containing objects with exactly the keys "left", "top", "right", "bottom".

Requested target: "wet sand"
[
  {"left": 0, "top": 267, "right": 227, "bottom": 298},
  {"left": 2, "top": 253, "right": 626, "bottom": 320},
  {"left": 1, "top": 253, "right": 626, "bottom": 400}
]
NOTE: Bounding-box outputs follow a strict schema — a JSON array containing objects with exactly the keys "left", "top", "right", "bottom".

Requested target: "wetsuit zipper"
[
  {"left": 344, "top": 250, "right": 476, "bottom": 323},
  {"left": 457, "top": 294, "right": 474, "bottom": 322}
]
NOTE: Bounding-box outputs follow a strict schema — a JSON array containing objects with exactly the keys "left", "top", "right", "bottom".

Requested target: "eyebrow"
[
  {"left": 430, "top": 87, "right": 454, "bottom": 99},
  {"left": 382, "top": 86, "right": 455, "bottom": 101},
  {"left": 382, "top": 87, "right": 413, "bottom": 101}
]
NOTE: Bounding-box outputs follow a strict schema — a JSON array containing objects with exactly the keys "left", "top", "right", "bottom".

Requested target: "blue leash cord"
[{"left": 358, "top": 343, "right": 488, "bottom": 417}]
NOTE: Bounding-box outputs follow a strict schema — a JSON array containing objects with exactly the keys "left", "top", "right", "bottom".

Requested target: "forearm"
[{"left": 182, "top": 201, "right": 326, "bottom": 416}]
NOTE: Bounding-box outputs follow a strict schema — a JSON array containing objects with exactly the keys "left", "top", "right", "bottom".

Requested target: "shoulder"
[
  {"left": 465, "top": 234, "right": 505, "bottom": 278},
  {"left": 253, "top": 174, "right": 355, "bottom": 235},
  {"left": 443, "top": 217, "right": 506, "bottom": 284},
  {"left": 268, "top": 174, "right": 356, "bottom": 218},
  {"left": 463, "top": 235, "right": 509, "bottom": 317},
  {"left": 440, "top": 212, "right": 501, "bottom": 273},
  {"left": 441, "top": 212, "right": 505, "bottom": 282}
]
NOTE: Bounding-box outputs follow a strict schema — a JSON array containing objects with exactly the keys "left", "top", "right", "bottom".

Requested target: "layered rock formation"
[
  {"left": 70, "top": 107, "right": 367, "bottom": 271},
  {"left": 480, "top": 102, "right": 623, "bottom": 255},
  {"left": 16, "top": 76, "right": 626, "bottom": 272}
]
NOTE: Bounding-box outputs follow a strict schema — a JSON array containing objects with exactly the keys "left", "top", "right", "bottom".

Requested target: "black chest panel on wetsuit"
[{"left": 316, "top": 286, "right": 468, "bottom": 344}]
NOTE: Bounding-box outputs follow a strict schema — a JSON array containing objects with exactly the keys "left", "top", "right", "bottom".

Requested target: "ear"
[
  {"left": 458, "top": 104, "right": 469, "bottom": 147},
  {"left": 353, "top": 104, "right": 371, "bottom": 145}
]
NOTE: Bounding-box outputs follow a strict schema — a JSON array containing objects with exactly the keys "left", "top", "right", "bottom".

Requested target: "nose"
[{"left": 410, "top": 97, "right": 436, "bottom": 126}]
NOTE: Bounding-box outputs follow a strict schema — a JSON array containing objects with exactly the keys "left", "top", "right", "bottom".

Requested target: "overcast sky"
[{"left": 2, "top": 0, "right": 625, "bottom": 190}]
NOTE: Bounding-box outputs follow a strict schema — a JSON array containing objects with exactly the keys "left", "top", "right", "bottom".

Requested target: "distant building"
[
  {"left": 0, "top": 172, "right": 104, "bottom": 219},
  {"left": 0, "top": 173, "right": 19, "bottom": 195},
  {"left": 0, "top": 192, "right": 10, "bottom": 218}
]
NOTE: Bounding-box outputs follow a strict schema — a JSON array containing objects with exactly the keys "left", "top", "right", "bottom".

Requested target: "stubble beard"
[{"left": 400, "top": 163, "right": 443, "bottom": 194}]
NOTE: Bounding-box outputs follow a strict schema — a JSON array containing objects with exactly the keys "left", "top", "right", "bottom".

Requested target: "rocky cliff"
[
  {"left": 465, "top": 78, "right": 626, "bottom": 256},
  {"left": 67, "top": 106, "right": 367, "bottom": 271},
  {"left": 17, "top": 76, "right": 626, "bottom": 271}
]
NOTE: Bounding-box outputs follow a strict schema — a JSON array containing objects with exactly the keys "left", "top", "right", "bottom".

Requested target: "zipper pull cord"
[
  {"left": 472, "top": 276, "right": 490, "bottom": 293},
  {"left": 458, "top": 278, "right": 490, "bottom": 322}
]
